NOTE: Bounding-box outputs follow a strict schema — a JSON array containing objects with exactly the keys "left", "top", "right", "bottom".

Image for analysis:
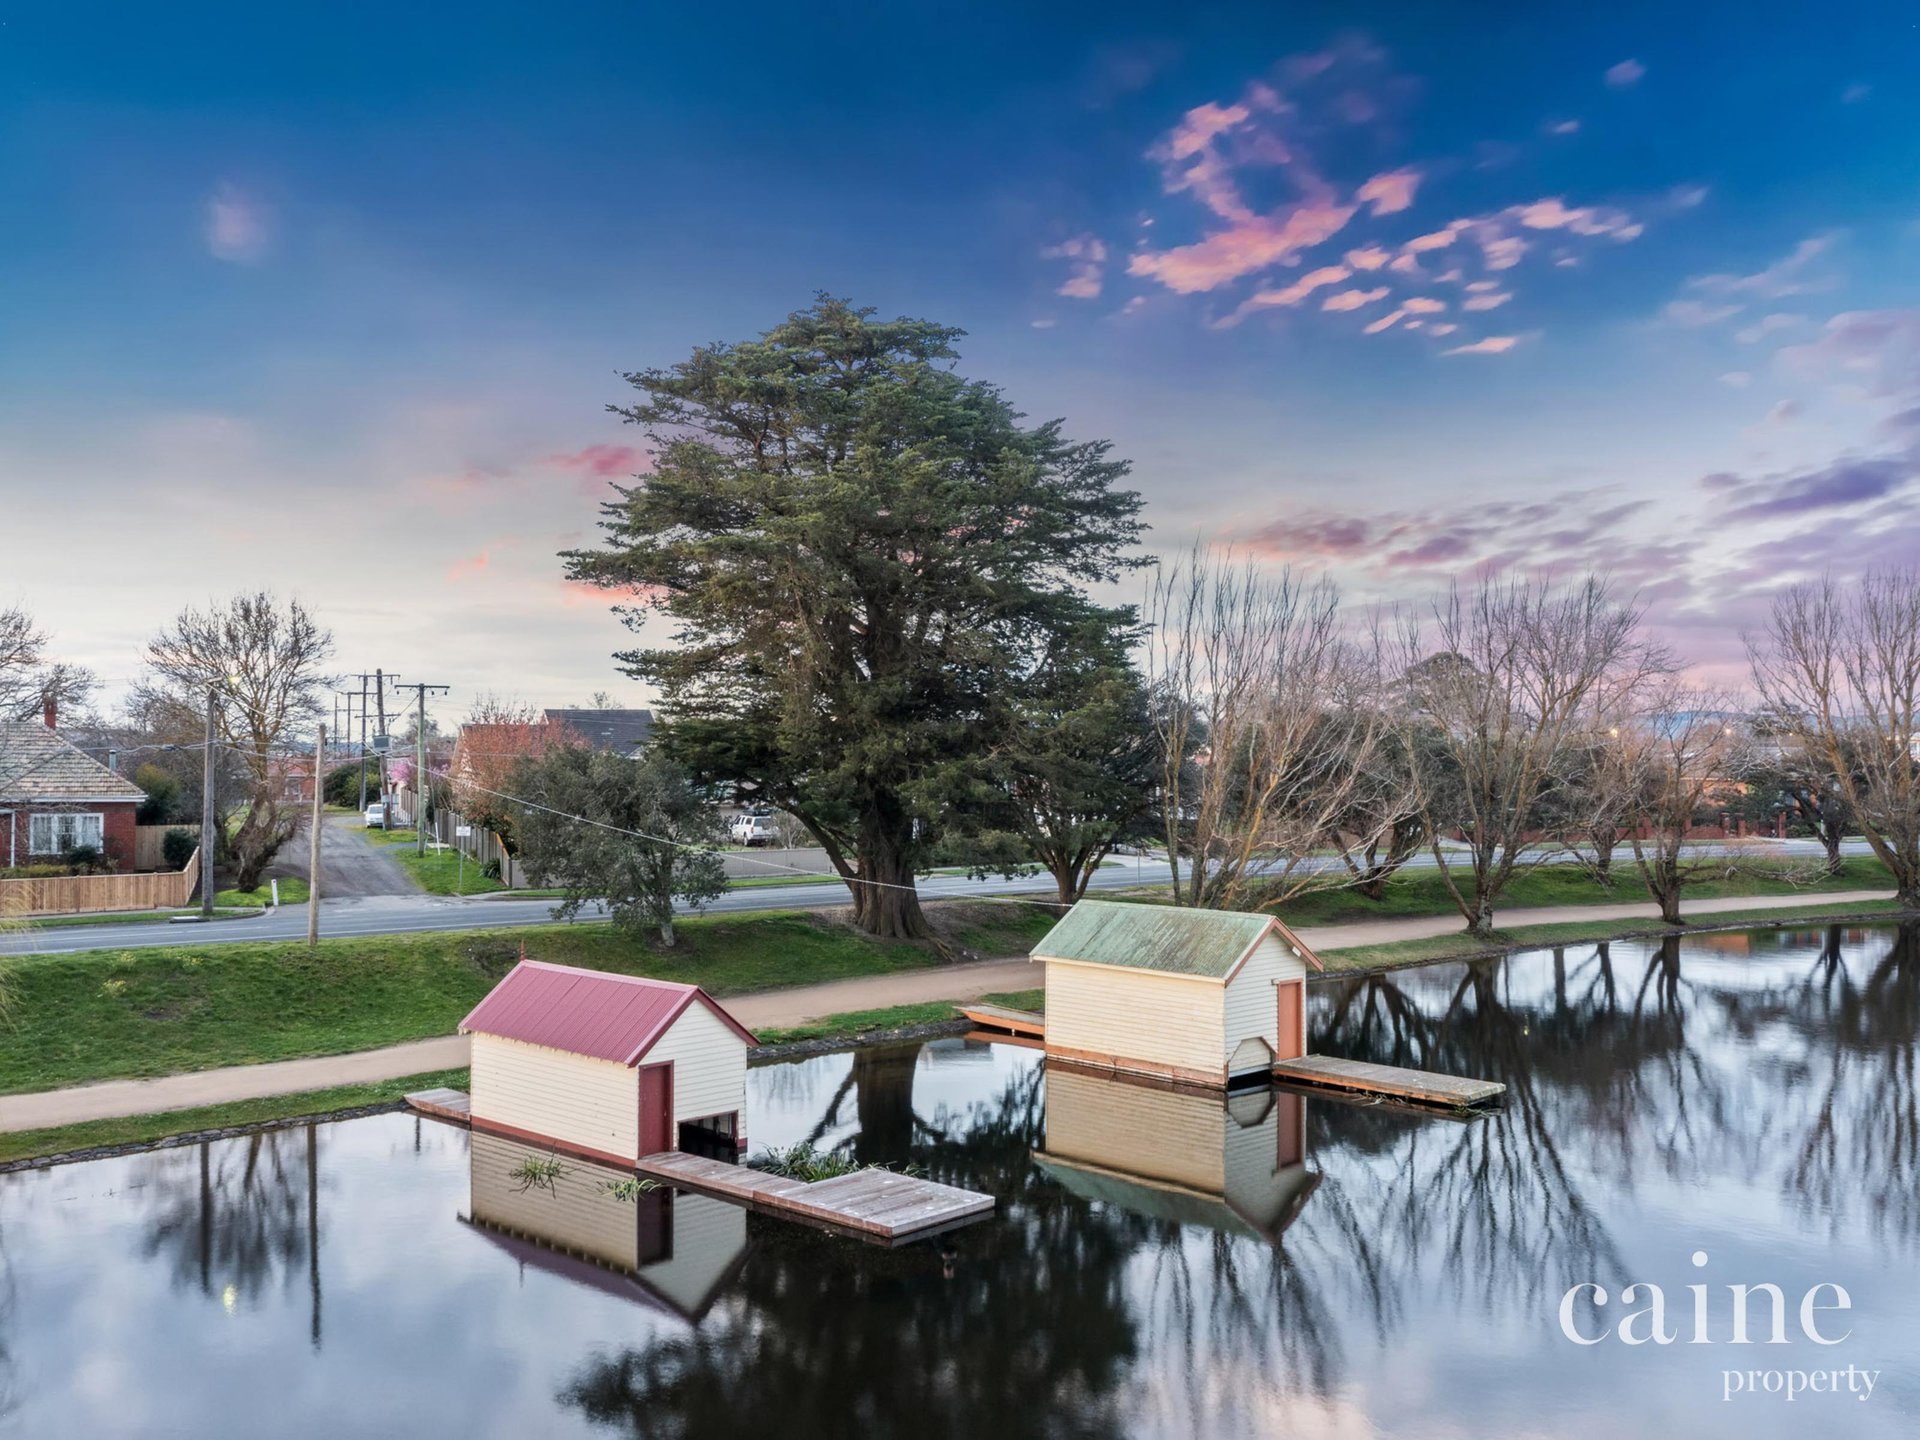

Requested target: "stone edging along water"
[{"left": 6, "top": 902, "right": 1913, "bottom": 1175}]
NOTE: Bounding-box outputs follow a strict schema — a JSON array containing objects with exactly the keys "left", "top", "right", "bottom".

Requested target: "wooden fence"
[
  {"left": 0, "top": 849, "right": 201, "bottom": 917},
  {"left": 134, "top": 824, "right": 202, "bottom": 871}
]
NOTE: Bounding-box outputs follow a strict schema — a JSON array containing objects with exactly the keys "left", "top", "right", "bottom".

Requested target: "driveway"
[{"left": 296, "top": 812, "right": 418, "bottom": 898}]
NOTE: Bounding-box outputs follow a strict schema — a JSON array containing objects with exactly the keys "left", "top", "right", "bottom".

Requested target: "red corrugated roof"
[{"left": 458, "top": 960, "right": 758, "bottom": 1064}]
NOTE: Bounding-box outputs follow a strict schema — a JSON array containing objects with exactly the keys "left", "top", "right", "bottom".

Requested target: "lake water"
[{"left": 4, "top": 923, "right": 1918, "bottom": 1438}]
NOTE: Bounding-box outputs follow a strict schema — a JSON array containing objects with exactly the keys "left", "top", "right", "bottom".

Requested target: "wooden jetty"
[
  {"left": 957, "top": 1003, "right": 1045, "bottom": 1039},
  {"left": 406, "top": 1088, "right": 474, "bottom": 1124},
  {"left": 637, "top": 1150, "right": 995, "bottom": 1247},
  {"left": 1270, "top": 1055, "right": 1505, "bottom": 1110}
]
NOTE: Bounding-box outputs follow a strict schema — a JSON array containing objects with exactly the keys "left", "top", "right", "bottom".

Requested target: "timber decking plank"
[
  {"left": 1270, "top": 1054, "right": 1504, "bottom": 1108},
  {"left": 634, "top": 1150, "right": 995, "bottom": 1243},
  {"left": 957, "top": 1003, "right": 1045, "bottom": 1038},
  {"left": 405, "top": 1088, "right": 473, "bottom": 1124}
]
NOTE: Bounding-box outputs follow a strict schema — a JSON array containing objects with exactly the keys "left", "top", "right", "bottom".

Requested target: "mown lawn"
[
  {"left": 0, "top": 909, "right": 942, "bottom": 1095},
  {"left": 0, "top": 1067, "right": 471, "bottom": 1165},
  {"left": 216, "top": 876, "right": 310, "bottom": 907},
  {"left": 1315, "top": 897, "right": 1907, "bottom": 973},
  {"left": 1252, "top": 854, "right": 1896, "bottom": 926}
]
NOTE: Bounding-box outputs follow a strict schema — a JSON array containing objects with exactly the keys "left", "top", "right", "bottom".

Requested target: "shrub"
[
  {"left": 133, "top": 764, "right": 184, "bottom": 825},
  {"left": 323, "top": 761, "right": 380, "bottom": 808},
  {"left": 61, "top": 846, "right": 111, "bottom": 875},
  {"left": 161, "top": 828, "right": 198, "bottom": 871}
]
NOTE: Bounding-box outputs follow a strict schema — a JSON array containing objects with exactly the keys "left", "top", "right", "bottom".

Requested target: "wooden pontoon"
[
  {"left": 956, "top": 1002, "right": 1045, "bottom": 1039},
  {"left": 1270, "top": 1054, "right": 1505, "bottom": 1110},
  {"left": 405, "top": 1087, "right": 473, "bottom": 1124},
  {"left": 636, "top": 1150, "right": 995, "bottom": 1247}
]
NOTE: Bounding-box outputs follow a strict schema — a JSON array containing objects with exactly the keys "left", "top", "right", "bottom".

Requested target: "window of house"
[{"left": 28, "top": 812, "right": 104, "bottom": 855}]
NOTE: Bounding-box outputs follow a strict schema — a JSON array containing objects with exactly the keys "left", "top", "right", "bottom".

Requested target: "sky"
[{"left": 3, "top": 0, "right": 1918, "bottom": 721}]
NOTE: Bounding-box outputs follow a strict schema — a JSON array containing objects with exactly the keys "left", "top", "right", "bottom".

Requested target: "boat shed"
[
  {"left": 460, "top": 960, "right": 757, "bottom": 1167},
  {"left": 1031, "top": 899, "right": 1323, "bottom": 1088}
]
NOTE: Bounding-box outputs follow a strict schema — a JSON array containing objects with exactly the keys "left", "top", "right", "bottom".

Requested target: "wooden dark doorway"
[
  {"left": 638, "top": 1062, "right": 674, "bottom": 1157},
  {"left": 1275, "top": 980, "right": 1305, "bottom": 1061}
]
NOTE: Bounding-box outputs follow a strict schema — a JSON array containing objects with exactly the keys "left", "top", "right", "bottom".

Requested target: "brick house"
[{"left": 0, "top": 707, "right": 147, "bottom": 870}]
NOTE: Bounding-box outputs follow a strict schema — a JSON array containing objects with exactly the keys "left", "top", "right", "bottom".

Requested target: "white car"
[
  {"left": 364, "top": 802, "right": 386, "bottom": 828},
  {"left": 729, "top": 815, "right": 779, "bottom": 847}
]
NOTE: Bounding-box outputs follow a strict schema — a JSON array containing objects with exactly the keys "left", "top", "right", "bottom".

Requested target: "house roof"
[
  {"left": 1031, "top": 899, "right": 1322, "bottom": 980},
  {"left": 544, "top": 708, "right": 653, "bottom": 754},
  {"left": 459, "top": 959, "right": 757, "bottom": 1063},
  {"left": 0, "top": 722, "right": 148, "bottom": 803}
]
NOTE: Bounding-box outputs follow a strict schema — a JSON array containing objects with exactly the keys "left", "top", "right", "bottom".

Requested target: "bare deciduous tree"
[
  {"left": 1749, "top": 572, "right": 1920, "bottom": 908},
  {"left": 1398, "top": 575, "right": 1666, "bottom": 937},
  {"left": 1146, "top": 550, "right": 1400, "bottom": 911},
  {"left": 140, "top": 593, "right": 334, "bottom": 892},
  {"left": 1613, "top": 686, "right": 1756, "bottom": 925}
]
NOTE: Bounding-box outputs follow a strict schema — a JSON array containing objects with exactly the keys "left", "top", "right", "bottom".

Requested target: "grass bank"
[
  {"left": 0, "top": 1067, "right": 470, "bottom": 1166},
  {"left": 1266, "top": 854, "right": 1892, "bottom": 927},
  {"left": 1315, "top": 897, "right": 1908, "bottom": 974},
  {"left": 754, "top": 988, "right": 1048, "bottom": 1047},
  {"left": 0, "top": 901, "right": 1056, "bottom": 1097}
]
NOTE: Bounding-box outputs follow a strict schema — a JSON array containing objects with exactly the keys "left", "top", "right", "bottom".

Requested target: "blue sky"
[{"left": 4, "top": 1, "right": 1918, "bottom": 710}]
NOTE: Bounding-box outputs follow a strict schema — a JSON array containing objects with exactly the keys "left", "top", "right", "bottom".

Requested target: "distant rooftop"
[
  {"left": 0, "top": 721, "right": 148, "bottom": 803},
  {"left": 544, "top": 708, "right": 653, "bottom": 755}
]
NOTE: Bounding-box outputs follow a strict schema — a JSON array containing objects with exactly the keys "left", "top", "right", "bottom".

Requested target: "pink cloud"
[
  {"left": 1356, "top": 167, "right": 1421, "bottom": 216},
  {"left": 1042, "top": 233, "right": 1109, "bottom": 299},
  {"left": 1321, "top": 286, "right": 1389, "bottom": 311},
  {"left": 1344, "top": 245, "right": 1390, "bottom": 271},
  {"left": 1462, "top": 291, "right": 1513, "bottom": 312},
  {"left": 1130, "top": 201, "right": 1356, "bottom": 294},
  {"left": 1402, "top": 296, "right": 1447, "bottom": 315},
  {"left": 206, "top": 183, "right": 270, "bottom": 263},
  {"left": 1219, "top": 264, "right": 1352, "bottom": 324},
  {"left": 1442, "top": 335, "right": 1520, "bottom": 355},
  {"left": 1362, "top": 308, "right": 1405, "bottom": 335},
  {"left": 447, "top": 550, "right": 493, "bottom": 582},
  {"left": 1403, "top": 225, "right": 1462, "bottom": 255}
]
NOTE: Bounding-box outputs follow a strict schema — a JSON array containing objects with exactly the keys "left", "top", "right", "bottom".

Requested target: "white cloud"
[
  {"left": 205, "top": 183, "right": 270, "bottom": 263},
  {"left": 1605, "top": 58, "right": 1646, "bottom": 87}
]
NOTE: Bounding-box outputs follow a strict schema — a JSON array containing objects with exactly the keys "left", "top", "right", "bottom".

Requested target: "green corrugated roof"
[{"left": 1032, "top": 899, "right": 1279, "bottom": 979}]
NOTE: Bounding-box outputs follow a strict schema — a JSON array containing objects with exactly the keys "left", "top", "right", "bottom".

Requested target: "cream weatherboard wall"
[
  {"left": 1043, "top": 960, "right": 1225, "bottom": 1079},
  {"left": 469, "top": 1131, "right": 647, "bottom": 1267},
  {"left": 1223, "top": 934, "right": 1309, "bottom": 1071},
  {"left": 470, "top": 1033, "right": 640, "bottom": 1162},
  {"left": 646, "top": 1002, "right": 748, "bottom": 1128},
  {"left": 1042, "top": 932, "right": 1311, "bottom": 1085}
]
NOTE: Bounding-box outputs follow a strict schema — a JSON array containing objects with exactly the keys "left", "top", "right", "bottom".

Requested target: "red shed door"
[
  {"left": 1275, "top": 980, "right": 1305, "bottom": 1061},
  {"left": 638, "top": 1062, "right": 674, "bottom": 1157}
]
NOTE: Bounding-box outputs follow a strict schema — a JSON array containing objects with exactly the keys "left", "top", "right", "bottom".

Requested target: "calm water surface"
[{"left": 4, "top": 924, "right": 1919, "bottom": 1438}]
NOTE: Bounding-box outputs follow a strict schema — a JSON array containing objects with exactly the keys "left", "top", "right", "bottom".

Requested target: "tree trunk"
[
  {"left": 1657, "top": 886, "right": 1683, "bottom": 926},
  {"left": 658, "top": 916, "right": 676, "bottom": 947},
  {"left": 848, "top": 814, "right": 931, "bottom": 940},
  {"left": 1821, "top": 825, "right": 1844, "bottom": 877}
]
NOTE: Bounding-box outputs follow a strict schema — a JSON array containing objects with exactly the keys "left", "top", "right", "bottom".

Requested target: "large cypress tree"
[{"left": 564, "top": 297, "right": 1145, "bottom": 939}]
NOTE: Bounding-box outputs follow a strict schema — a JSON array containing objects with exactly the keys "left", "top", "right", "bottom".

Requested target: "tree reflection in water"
[
  {"left": 135, "top": 1124, "right": 326, "bottom": 1342},
  {"left": 560, "top": 924, "right": 1920, "bottom": 1437},
  {"left": 561, "top": 1061, "right": 1147, "bottom": 1440}
]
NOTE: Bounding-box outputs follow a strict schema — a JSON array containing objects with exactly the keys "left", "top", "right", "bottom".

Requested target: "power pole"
[
  {"left": 357, "top": 673, "right": 370, "bottom": 813},
  {"left": 396, "top": 682, "right": 450, "bottom": 856},
  {"left": 307, "top": 723, "right": 325, "bottom": 947},
  {"left": 374, "top": 669, "right": 389, "bottom": 830},
  {"left": 199, "top": 683, "right": 218, "bottom": 920}
]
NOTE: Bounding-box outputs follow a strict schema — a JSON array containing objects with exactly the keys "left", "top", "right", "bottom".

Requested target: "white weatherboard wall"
[
  {"left": 1044, "top": 961, "right": 1225, "bottom": 1079},
  {"left": 648, "top": 1003, "right": 748, "bottom": 1126},
  {"left": 1223, "top": 934, "right": 1308, "bottom": 1069},
  {"left": 470, "top": 1033, "right": 640, "bottom": 1162}
]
